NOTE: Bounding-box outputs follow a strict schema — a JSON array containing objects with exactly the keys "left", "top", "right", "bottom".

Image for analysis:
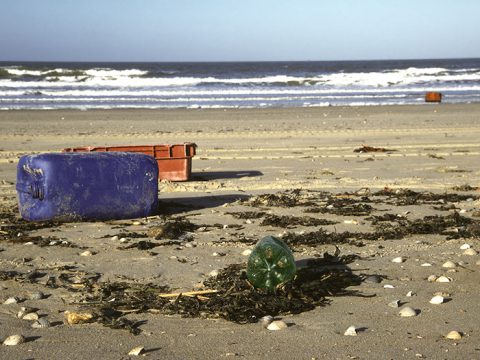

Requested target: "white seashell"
[
  {"left": 343, "top": 220, "right": 358, "bottom": 225},
  {"left": 245, "top": 219, "right": 253, "bottom": 224},
  {"left": 128, "top": 346, "right": 145, "bottom": 356},
  {"left": 436, "top": 276, "right": 451, "bottom": 283},
  {"left": 242, "top": 249, "right": 252, "bottom": 256},
  {"left": 445, "top": 330, "right": 462, "bottom": 340},
  {"left": 420, "top": 263, "right": 432, "bottom": 267},
  {"left": 22, "top": 313, "right": 39, "bottom": 321},
  {"left": 460, "top": 244, "right": 471, "bottom": 250},
  {"left": 80, "top": 250, "right": 93, "bottom": 257},
  {"left": 260, "top": 315, "right": 274, "bottom": 328},
  {"left": 31, "top": 318, "right": 51, "bottom": 329},
  {"left": 406, "top": 291, "right": 414, "bottom": 297},
  {"left": 3, "top": 334, "right": 25, "bottom": 346},
  {"left": 459, "top": 209, "right": 467, "bottom": 214},
  {"left": 29, "top": 291, "right": 45, "bottom": 300},
  {"left": 344, "top": 325, "right": 357, "bottom": 336},
  {"left": 429, "top": 295, "right": 444, "bottom": 304},
  {"left": 388, "top": 300, "right": 400, "bottom": 308},
  {"left": 463, "top": 248, "right": 478, "bottom": 256},
  {"left": 208, "top": 270, "right": 219, "bottom": 277},
  {"left": 399, "top": 306, "right": 417, "bottom": 317},
  {"left": 442, "top": 261, "right": 456, "bottom": 268},
  {"left": 132, "top": 221, "right": 142, "bottom": 226},
  {"left": 111, "top": 235, "right": 119, "bottom": 241},
  {"left": 267, "top": 320, "right": 288, "bottom": 331},
  {"left": 383, "top": 284, "right": 395, "bottom": 289},
  {"left": 427, "top": 275, "right": 438, "bottom": 282},
  {"left": 392, "top": 257, "right": 405, "bottom": 263},
  {"left": 3, "top": 296, "right": 20, "bottom": 305},
  {"left": 119, "top": 237, "right": 127, "bottom": 243}
]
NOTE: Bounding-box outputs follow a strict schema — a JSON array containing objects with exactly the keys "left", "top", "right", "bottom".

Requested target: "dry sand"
[{"left": 1, "top": 104, "right": 480, "bottom": 359}]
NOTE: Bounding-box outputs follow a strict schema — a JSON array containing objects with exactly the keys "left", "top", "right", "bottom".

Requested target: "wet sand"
[{"left": 1, "top": 104, "right": 480, "bottom": 359}]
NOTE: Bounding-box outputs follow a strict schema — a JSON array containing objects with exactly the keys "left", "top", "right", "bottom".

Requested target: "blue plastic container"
[{"left": 16, "top": 152, "right": 158, "bottom": 221}]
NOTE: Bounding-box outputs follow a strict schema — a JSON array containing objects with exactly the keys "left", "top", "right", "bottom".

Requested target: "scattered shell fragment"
[
  {"left": 29, "top": 291, "right": 45, "bottom": 300},
  {"left": 31, "top": 318, "right": 51, "bottom": 329},
  {"left": 420, "top": 263, "right": 432, "bottom": 267},
  {"left": 392, "top": 257, "right": 405, "bottom": 263},
  {"left": 343, "top": 219, "right": 358, "bottom": 225},
  {"left": 64, "top": 311, "right": 94, "bottom": 325},
  {"left": 22, "top": 312, "right": 39, "bottom": 321},
  {"left": 119, "top": 237, "right": 128, "bottom": 243},
  {"left": 3, "top": 296, "right": 20, "bottom": 305},
  {"left": 383, "top": 284, "right": 395, "bottom": 289},
  {"left": 406, "top": 291, "right": 414, "bottom": 297},
  {"left": 208, "top": 270, "right": 219, "bottom": 277},
  {"left": 260, "top": 315, "right": 274, "bottom": 328},
  {"left": 429, "top": 295, "right": 445, "bottom": 304},
  {"left": 111, "top": 235, "right": 119, "bottom": 241},
  {"left": 80, "top": 250, "right": 93, "bottom": 257},
  {"left": 463, "top": 248, "right": 478, "bottom": 256},
  {"left": 436, "top": 276, "right": 451, "bottom": 283},
  {"left": 267, "top": 320, "right": 288, "bottom": 331},
  {"left": 442, "top": 261, "right": 456, "bottom": 269},
  {"left": 399, "top": 306, "right": 417, "bottom": 317},
  {"left": 344, "top": 325, "right": 357, "bottom": 336},
  {"left": 128, "top": 346, "right": 145, "bottom": 356},
  {"left": 3, "top": 334, "right": 25, "bottom": 346},
  {"left": 445, "top": 330, "right": 462, "bottom": 340},
  {"left": 388, "top": 300, "right": 400, "bottom": 308},
  {"left": 460, "top": 244, "right": 471, "bottom": 250},
  {"left": 242, "top": 249, "right": 252, "bottom": 256},
  {"left": 427, "top": 275, "right": 438, "bottom": 282},
  {"left": 132, "top": 221, "right": 142, "bottom": 226}
]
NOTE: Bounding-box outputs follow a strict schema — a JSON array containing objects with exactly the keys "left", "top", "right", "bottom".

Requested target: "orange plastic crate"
[
  {"left": 425, "top": 92, "right": 442, "bottom": 103},
  {"left": 63, "top": 143, "right": 196, "bottom": 181}
]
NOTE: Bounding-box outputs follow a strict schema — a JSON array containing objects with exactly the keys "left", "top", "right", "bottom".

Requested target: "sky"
[{"left": 1, "top": 0, "right": 480, "bottom": 62}]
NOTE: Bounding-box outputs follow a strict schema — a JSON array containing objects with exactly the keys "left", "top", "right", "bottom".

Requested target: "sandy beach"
[{"left": 1, "top": 104, "right": 480, "bottom": 359}]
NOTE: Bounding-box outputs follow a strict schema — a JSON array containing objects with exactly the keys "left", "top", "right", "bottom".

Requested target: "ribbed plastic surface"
[{"left": 16, "top": 152, "right": 158, "bottom": 221}]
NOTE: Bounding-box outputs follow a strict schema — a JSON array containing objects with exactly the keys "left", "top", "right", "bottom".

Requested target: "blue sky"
[{"left": 1, "top": 0, "right": 479, "bottom": 62}]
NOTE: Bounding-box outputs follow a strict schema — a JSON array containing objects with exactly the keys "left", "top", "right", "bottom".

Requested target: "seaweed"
[
  {"left": 260, "top": 214, "right": 337, "bottom": 228},
  {"left": 354, "top": 145, "right": 397, "bottom": 153},
  {"left": 245, "top": 189, "right": 314, "bottom": 208},
  {"left": 147, "top": 218, "right": 197, "bottom": 239},
  {"left": 226, "top": 211, "right": 267, "bottom": 219}
]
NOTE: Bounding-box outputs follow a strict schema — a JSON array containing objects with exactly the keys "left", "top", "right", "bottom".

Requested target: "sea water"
[{"left": 1, "top": 58, "right": 480, "bottom": 110}]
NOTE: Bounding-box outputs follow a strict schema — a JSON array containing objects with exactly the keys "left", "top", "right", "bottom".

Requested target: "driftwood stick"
[{"left": 158, "top": 289, "right": 218, "bottom": 298}]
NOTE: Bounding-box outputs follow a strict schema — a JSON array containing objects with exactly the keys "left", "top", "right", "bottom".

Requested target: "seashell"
[
  {"left": 427, "top": 275, "right": 438, "bottom": 282},
  {"left": 420, "top": 263, "right": 432, "bottom": 267},
  {"left": 343, "top": 219, "right": 358, "bottom": 225},
  {"left": 64, "top": 311, "right": 94, "bottom": 325},
  {"left": 442, "top": 261, "right": 456, "bottom": 268},
  {"left": 460, "top": 244, "right": 471, "bottom": 250},
  {"left": 406, "top": 291, "right": 414, "bottom": 297},
  {"left": 429, "top": 295, "right": 444, "bottom": 304},
  {"left": 29, "top": 291, "right": 45, "bottom": 300},
  {"left": 260, "top": 315, "right": 274, "bottom": 328},
  {"left": 392, "top": 257, "right": 405, "bottom": 263},
  {"left": 399, "top": 306, "right": 417, "bottom": 317},
  {"left": 3, "top": 296, "right": 20, "bottom": 305},
  {"left": 80, "top": 250, "right": 93, "bottom": 257},
  {"left": 445, "top": 330, "right": 462, "bottom": 340},
  {"left": 344, "top": 325, "right": 357, "bottom": 336},
  {"left": 208, "top": 270, "right": 219, "bottom": 277},
  {"left": 463, "top": 248, "right": 478, "bottom": 256},
  {"left": 3, "top": 334, "right": 25, "bottom": 346},
  {"left": 132, "top": 221, "right": 142, "bottom": 226},
  {"left": 436, "top": 276, "right": 451, "bottom": 283},
  {"left": 245, "top": 219, "right": 253, "bottom": 224},
  {"left": 22, "top": 312, "right": 39, "bottom": 321},
  {"left": 242, "top": 249, "right": 252, "bottom": 256},
  {"left": 128, "top": 346, "right": 144, "bottom": 356},
  {"left": 388, "top": 300, "right": 400, "bottom": 308},
  {"left": 383, "top": 284, "right": 395, "bottom": 289},
  {"left": 31, "top": 318, "right": 51, "bottom": 329},
  {"left": 119, "top": 237, "right": 128, "bottom": 243},
  {"left": 267, "top": 320, "right": 288, "bottom": 331},
  {"left": 111, "top": 235, "right": 119, "bottom": 241}
]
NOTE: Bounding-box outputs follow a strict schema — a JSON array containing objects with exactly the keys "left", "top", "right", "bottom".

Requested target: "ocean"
[{"left": 1, "top": 58, "right": 480, "bottom": 110}]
